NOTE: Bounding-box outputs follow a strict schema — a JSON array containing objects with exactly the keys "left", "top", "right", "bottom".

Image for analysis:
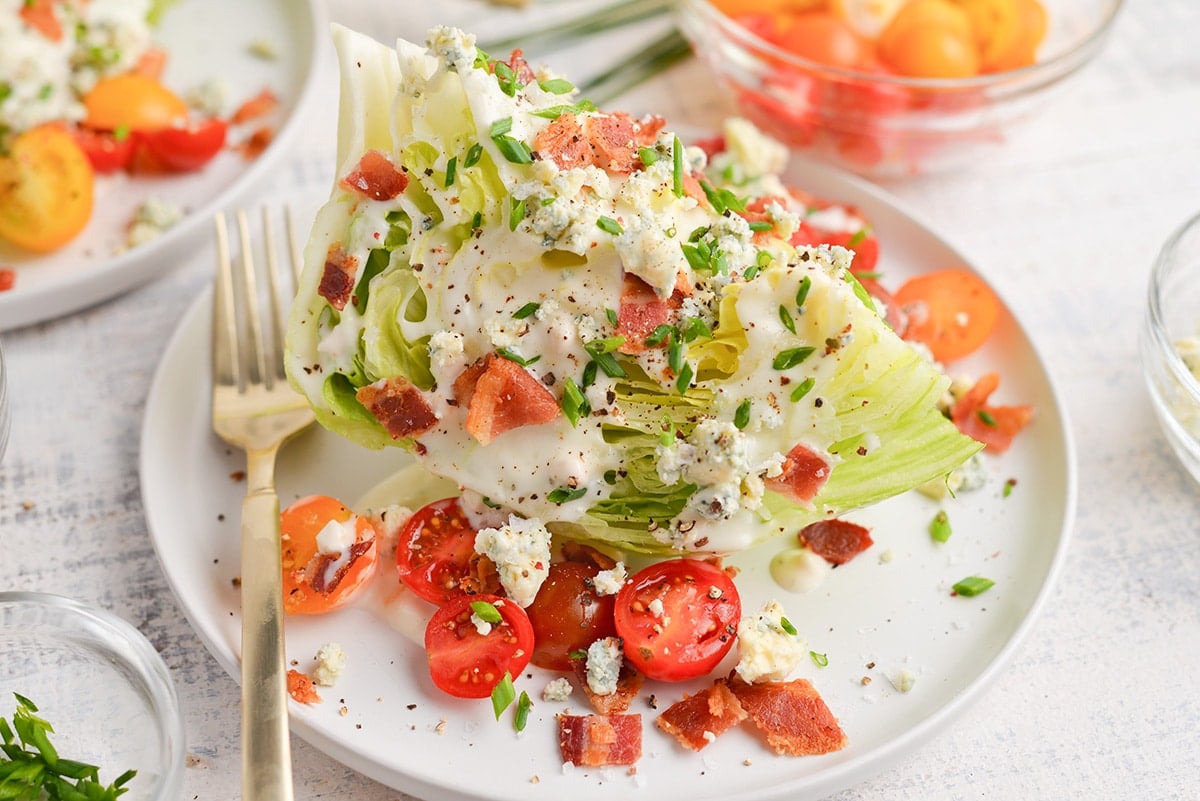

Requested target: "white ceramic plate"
[
  {"left": 0, "top": 0, "right": 323, "bottom": 331},
  {"left": 140, "top": 160, "right": 1075, "bottom": 801}
]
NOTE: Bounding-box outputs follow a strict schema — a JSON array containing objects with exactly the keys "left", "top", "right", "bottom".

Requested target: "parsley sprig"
[{"left": 0, "top": 693, "right": 138, "bottom": 800}]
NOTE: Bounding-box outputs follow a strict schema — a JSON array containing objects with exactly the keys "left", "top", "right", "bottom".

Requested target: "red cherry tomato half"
[
  {"left": 70, "top": 127, "right": 137, "bottom": 174},
  {"left": 139, "top": 118, "right": 227, "bottom": 172},
  {"left": 424, "top": 594, "right": 534, "bottom": 699},
  {"left": 395, "top": 498, "right": 499, "bottom": 605},
  {"left": 613, "top": 559, "right": 741, "bottom": 682},
  {"left": 526, "top": 560, "right": 617, "bottom": 671}
]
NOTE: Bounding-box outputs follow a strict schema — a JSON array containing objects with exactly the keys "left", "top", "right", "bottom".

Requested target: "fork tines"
[{"left": 213, "top": 208, "right": 302, "bottom": 394}]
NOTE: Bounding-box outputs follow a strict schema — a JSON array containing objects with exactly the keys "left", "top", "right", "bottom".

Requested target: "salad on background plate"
[{"left": 140, "top": 22, "right": 1073, "bottom": 801}]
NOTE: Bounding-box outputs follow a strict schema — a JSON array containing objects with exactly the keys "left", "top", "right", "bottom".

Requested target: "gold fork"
[{"left": 211, "top": 208, "right": 313, "bottom": 801}]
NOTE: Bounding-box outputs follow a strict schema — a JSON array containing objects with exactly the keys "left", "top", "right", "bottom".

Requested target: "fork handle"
[{"left": 240, "top": 446, "right": 295, "bottom": 801}]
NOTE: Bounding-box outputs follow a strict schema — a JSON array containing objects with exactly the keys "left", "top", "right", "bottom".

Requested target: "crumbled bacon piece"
[
  {"left": 572, "top": 660, "right": 643, "bottom": 715},
  {"left": 727, "top": 676, "right": 847, "bottom": 756},
  {"left": 454, "top": 353, "right": 561, "bottom": 445},
  {"left": 656, "top": 680, "right": 748, "bottom": 751},
  {"left": 232, "top": 88, "right": 280, "bottom": 124},
  {"left": 339, "top": 149, "right": 409, "bottom": 201},
  {"left": 308, "top": 539, "right": 375, "bottom": 594},
  {"left": 798, "top": 519, "right": 873, "bottom": 565},
  {"left": 533, "top": 112, "right": 668, "bottom": 175},
  {"left": 317, "top": 244, "right": 358, "bottom": 310},
  {"left": 356, "top": 377, "right": 438, "bottom": 440},
  {"left": 533, "top": 113, "right": 590, "bottom": 171},
  {"left": 950, "top": 372, "right": 1034, "bottom": 453},
  {"left": 617, "top": 274, "right": 670, "bottom": 354},
  {"left": 560, "top": 541, "right": 617, "bottom": 571},
  {"left": 0, "top": 269, "right": 14, "bottom": 293},
  {"left": 494, "top": 48, "right": 537, "bottom": 84},
  {"left": 286, "top": 669, "right": 321, "bottom": 704},
  {"left": 765, "top": 443, "right": 832, "bottom": 505},
  {"left": 19, "top": 0, "right": 62, "bottom": 41},
  {"left": 585, "top": 114, "right": 638, "bottom": 174},
  {"left": 558, "top": 713, "right": 642, "bottom": 766},
  {"left": 235, "top": 126, "right": 274, "bottom": 159}
]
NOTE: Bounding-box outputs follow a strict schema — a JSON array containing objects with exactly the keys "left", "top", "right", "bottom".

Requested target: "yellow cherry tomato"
[
  {"left": 829, "top": 0, "right": 908, "bottom": 39},
  {"left": 955, "top": 0, "right": 1047, "bottom": 72},
  {"left": 83, "top": 73, "right": 188, "bottom": 132},
  {"left": 878, "top": 0, "right": 980, "bottom": 77},
  {"left": 0, "top": 125, "right": 94, "bottom": 253}
]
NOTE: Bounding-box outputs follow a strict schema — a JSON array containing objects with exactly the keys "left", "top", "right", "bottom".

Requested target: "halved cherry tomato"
[
  {"left": 0, "top": 270, "right": 15, "bottom": 293},
  {"left": 526, "top": 560, "right": 617, "bottom": 671},
  {"left": 425, "top": 594, "right": 534, "bottom": 699},
  {"left": 830, "top": 0, "right": 908, "bottom": 38},
  {"left": 894, "top": 267, "right": 1001, "bottom": 362},
  {"left": 280, "top": 495, "right": 378, "bottom": 615},
  {"left": 774, "top": 12, "right": 871, "bottom": 69},
  {"left": 83, "top": 73, "right": 188, "bottom": 132},
  {"left": 395, "top": 498, "right": 499, "bottom": 605},
  {"left": 613, "top": 559, "right": 741, "bottom": 682},
  {"left": 140, "top": 118, "right": 228, "bottom": 172},
  {"left": 957, "top": 0, "right": 1047, "bottom": 72},
  {"left": 71, "top": 128, "right": 138, "bottom": 174},
  {"left": 0, "top": 125, "right": 93, "bottom": 253},
  {"left": 878, "top": 0, "right": 979, "bottom": 78}
]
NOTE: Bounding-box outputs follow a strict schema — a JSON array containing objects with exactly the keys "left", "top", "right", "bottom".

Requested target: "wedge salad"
[{"left": 279, "top": 24, "right": 1031, "bottom": 769}]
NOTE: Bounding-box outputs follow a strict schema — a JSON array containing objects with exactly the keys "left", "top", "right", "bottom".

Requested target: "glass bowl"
[
  {"left": 1142, "top": 211, "right": 1200, "bottom": 487},
  {"left": 0, "top": 339, "right": 8, "bottom": 462},
  {"left": 0, "top": 593, "right": 185, "bottom": 801},
  {"left": 676, "top": 0, "right": 1124, "bottom": 177}
]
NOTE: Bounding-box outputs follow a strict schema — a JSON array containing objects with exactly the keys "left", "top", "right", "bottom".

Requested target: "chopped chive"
[
  {"left": 470, "top": 600, "right": 503, "bottom": 623},
  {"left": 789, "top": 377, "right": 816, "bottom": 402},
  {"left": 568, "top": 649, "right": 587, "bottom": 661},
  {"left": 514, "top": 691, "right": 532, "bottom": 732},
  {"left": 929, "top": 510, "right": 952, "bottom": 543},
  {"left": 638, "top": 146, "right": 657, "bottom": 168},
  {"left": 680, "top": 242, "right": 709, "bottom": 273},
  {"left": 493, "top": 135, "right": 533, "bottom": 164},
  {"left": 773, "top": 346, "right": 815, "bottom": 371},
  {"left": 743, "top": 263, "right": 759, "bottom": 280},
  {"left": 952, "top": 576, "right": 994, "bottom": 597},
  {"left": 113, "top": 123, "right": 131, "bottom": 142},
  {"left": 810, "top": 650, "right": 829, "bottom": 668},
  {"left": 977, "top": 409, "right": 998, "bottom": 427},
  {"left": 596, "top": 216, "right": 623, "bottom": 236},
  {"left": 509, "top": 196, "right": 527, "bottom": 231},
  {"left": 1003, "top": 477, "right": 1017, "bottom": 497},
  {"left": 779, "top": 305, "right": 796, "bottom": 334},
  {"left": 561, "top": 377, "right": 590, "bottom": 427},
  {"left": 644, "top": 324, "right": 675, "bottom": 348},
  {"left": 538, "top": 78, "right": 575, "bottom": 94},
  {"left": 470, "top": 211, "right": 483, "bottom": 230},
  {"left": 848, "top": 228, "right": 869, "bottom": 247},
  {"left": 682, "top": 317, "right": 712, "bottom": 341},
  {"left": 748, "top": 220, "right": 773, "bottom": 232},
  {"left": 489, "top": 117, "right": 513, "bottom": 138},
  {"left": 667, "top": 339, "right": 685, "bottom": 374},
  {"left": 675, "top": 361, "right": 693, "bottom": 394},
  {"left": 584, "top": 336, "right": 625, "bottom": 355},
  {"left": 795, "top": 275, "right": 812, "bottom": 309},
  {"left": 671, "top": 134, "right": 684, "bottom": 197},
  {"left": 512, "top": 301, "right": 540, "bottom": 319},
  {"left": 605, "top": 307, "right": 619, "bottom": 327},
  {"left": 491, "top": 672, "right": 516, "bottom": 719},
  {"left": 779, "top": 616, "right": 798, "bottom": 636},
  {"left": 497, "top": 347, "right": 539, "bottom": 366},
  {"left": 444, "top": 155, "right": 457, "bottom": 187},
  {"left": 464, "top": 142, "right": 484, "bottom": 168},
  {"left": 529, "top": 100, "right": 598, "bottom": 119},
  {"left": 548, "top": 486, "right": 587, "bottom": 504},
  {"left": 734, "top": 399, "right": 751, "bottom": 430},
  {"left": 581, "top": 360, "right": 598, "bottom": 388},
  {"left": 541, "top": 197, "right": 555, "bottom": 206}
]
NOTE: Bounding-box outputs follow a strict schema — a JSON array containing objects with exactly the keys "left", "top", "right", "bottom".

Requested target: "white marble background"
[{"left": 2, "top": 0, "right": 1199, "bottom": 799}]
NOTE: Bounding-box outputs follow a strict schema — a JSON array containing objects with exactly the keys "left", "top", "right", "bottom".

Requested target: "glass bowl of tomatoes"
[
  {"left": 677, "top": 0, "right": 1124, "bottom": 176},
  {"left": 1141, "top": 211, "right": 1200, "bottom": 488}
]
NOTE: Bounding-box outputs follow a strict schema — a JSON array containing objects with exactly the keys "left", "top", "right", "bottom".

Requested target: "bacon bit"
[
  {"left": 308, "top": 539, "right": 375, "bottom": 594},
  {"left": 340, "top": 149, "right": 409, "bottom": 201},
  {"left": 558, "top": 713, "right": 642, "bottom": 767},
  {"left": 585, "top": 114, "right": 638, "bottom": 174},
  {"left": 133, "top": 47, "right": 167, "bottom": 79},
  {"left": 20, "top": 0, "right": 62, "bottom": 41},
  {"left": 286, "top": 669, "right": 321, "bottom": 704},
  {"left": 656, "top": 680, "right": 748, "bottom": 751},
  {"left": 533, "top": 113, "right": 590, "bottom": 171},
  {"left": 232, "top": 88, "right": 280, "bottom": 125},
  {"left": 797, "top": 519, "right": 873, "bottom": 565},
  {"left": 681, "top": 171, "right": 708, "bottom": 205},
  {"left": 456, "top": 353, "right": 561, "bottom": 445},
  {"left": 318, "top": 244, "right": 358, "bottom": 310},
  {"left": 234, "top": 126, "right": 274, "bottom": 159},
  {"left": 356, "top": 377, "right": 438, "bottom": 440},
  {"left": 0, "top": 269, "right": 15, "bottom": 293},
  {"left": 571, "top": 661, "right": 643, "bottom": 715},
  {"left": 632, "top": 114, "right": 667, "bottom": 147},
  {"left": 617, "top": 274, "right": 670, "bottom": 354},
  {"left": 765, "top": 443, "right": 832, "bottom": 505},
  {"left": 951, "top": 372, "right": 1034, "bottom": 453},
  {"left": 727, "top": 676, "right": 847, "bottom": 756},
  {"left": 534, "top": 112, "right": 667, "bottom": 175},
  {"left": 495, "top": 49, "right": 537, "bottom": 84}
]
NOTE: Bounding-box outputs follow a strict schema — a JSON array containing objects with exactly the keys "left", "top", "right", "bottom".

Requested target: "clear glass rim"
[{"left": 1144, "top": 209, "right": 1200, "bottom": 401}]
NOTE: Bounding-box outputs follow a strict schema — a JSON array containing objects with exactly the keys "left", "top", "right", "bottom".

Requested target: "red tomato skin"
[
  {"left": 395, "top": 498, "right": 498, "bottom": 605},
  {"left": 139, "top": 118, "right": 227, "bottom": 172},
  {"left": 424, "top": 594, "right": 534, "bottom": 699},
  {"left": 70, "top": 128, "right": 137, "bottom": 174},
  {"left": 614, "top": 559, "right": 741, "bottom": 682},
  {"left": 526, "top": 561, "right": 617, "bottom": 671}
]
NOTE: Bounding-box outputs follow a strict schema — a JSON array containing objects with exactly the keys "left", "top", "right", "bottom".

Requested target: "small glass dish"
[
  {"left": 677, "top": 0, "right": 1124, "bottom": 177},
  {"left": 0, "top": 593, "right": 185, "bottom": 801},
  {"left": 1142, "top": 211, "right": 1200, "bottom": 486}
]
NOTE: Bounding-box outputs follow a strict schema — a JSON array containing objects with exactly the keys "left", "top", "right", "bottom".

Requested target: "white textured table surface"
[{"left": 2, "top": 1, "right": 1199, "bottom": 799}]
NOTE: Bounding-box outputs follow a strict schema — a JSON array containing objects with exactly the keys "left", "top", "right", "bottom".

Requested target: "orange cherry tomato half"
[
  {"left": 958, "top": 0, "right": 1047, "bottom": 72},
  {"left": 894, "top": 267, "right": 1001, "bottom": 362},
  {"left": 878, "top": 0, "right": 980, "bottom": 78},
  {"left": 83, "top": 73, "right": 188, "bottom": 132},
  {"left": 613, "top": 559, "right": 741, "bottom": 682},
  {"left": 280, "top": 495, "right": 379, "bottom": 615},
  {"left": 424, "top": 594, "right": 534, "bottom": 699},
  {"left": 0, "top": 125, "right": 94, "bottom": 253},
  {"left": 774, "top": 12, "right": 871, "bottom": 69}
]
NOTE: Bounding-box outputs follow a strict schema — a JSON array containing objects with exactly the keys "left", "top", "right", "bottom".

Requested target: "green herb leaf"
[
  {"left": 675, "top": 361, "right": 694, "bottom": 394},
  {"left": 952, "top": 576, "right": 995, "bottom": 597},
  {"left": 514, "top": 691, "right": 533, "bottom": 732},
  {"left": 773, "top": 346, "right": 816, "bottom": 371},
  {"left": 605, "top": 308, "right": 619, "bottom": 327},
  {"left": 529, "top": 100, "right": 598, "bottom": 119},
  {"left": 810, "top": 650, "right": 829, "bottom": 668},
  {"left": 497, "top": 347, "right": 539, "bottom": 367},
  {"left": 748, "top": 220, "right": 773, "bottom": 232},
  {"left": 929, "top": 510, "right": 952, "bottom": 543},
  {"left": 638, "top": 146, "right": 657, "bottom": 168},
  {"left": 644, "top": 324, "right": 675, "bottom": 348},
  {"left": 470, "top": 601, "right": 503, "bottom": 624},
  {"left": 734, "top": 399, "right": 751, "bottom": 430},
  {"left": 491, "top": 672, "right": 516, "bottom": 719},
  {"left": 493, "top": 135, "right": 532, "bottom": 164},
  {"left": 548, "top": 486, "right": 587, "bottom": 504},
  {"left": 596, "top": 216, "right": 623, "bottom": 236},
  {"left": 779, "top": 616, "right": 798, "bottom": 636},
  {"left": 509, "top": 196, "right": 527, "bottom": 231},
  {"left": 489, "top": 117, "right": 514, "bottom": 138}
]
